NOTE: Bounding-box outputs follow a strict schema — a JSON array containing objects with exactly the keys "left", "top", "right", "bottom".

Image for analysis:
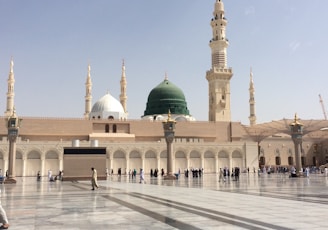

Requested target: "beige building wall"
[{"left": 0, "top": 117, "right": 325, "bottom": 178}]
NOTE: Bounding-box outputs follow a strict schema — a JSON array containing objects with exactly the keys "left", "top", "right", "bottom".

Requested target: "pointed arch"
[
  {"left": 189, "top": 150, "right": 201, "bottom": 169},
  {"left": 232, "top": 149, "right": 243, "bottom": 168},
  {"left": 113, "top": 149, "right": 127, "bottom": 175},
  {"left": 204, "top": 150, "right": 215, "bottom": 173},
  {"left": 175, "top": 150, "right": 187, "bottom": 172},
  {"left": 145, "top": 149, "right": 157, "bottom": 174},
  {"left": 218, "top": 149, "right": 229, "bottom": 169},
  {"left": 26, "top": 149, "right": 42, "bottom": 176}
]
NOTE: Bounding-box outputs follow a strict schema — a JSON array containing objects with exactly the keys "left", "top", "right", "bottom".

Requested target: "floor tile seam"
[
  {"left": 228, "top": 190, "right": 328, "bottom": 206},
  {"left": 128, "top": 192, "right": 293, "bottom": 230},
  {"left": 101, "top": 180, "right": 241, "bottom": 197},
  {"left": 102, "top": 194, "right": 272, "bottom": 230},
  {"left": 98, "top": 181, "right": 324, "bottom": 210},
  {"left": 101, "top": 194, "right": 203, "bottom": 230}
]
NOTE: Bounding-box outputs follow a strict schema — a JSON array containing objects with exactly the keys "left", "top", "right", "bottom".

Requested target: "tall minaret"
[
  {"left": 206, "top": 0, "right": 233, "bottom": 122},
  {"left": 84, "top": 64, "right": 92, "bottom": 119},
  {"left": 120, "top": 59, "right": 127, "bottom": 113},
  {"left": 249, "top": 68, "right": 256, "bottom": 126},
  {"left": 5, "top": 57, "right": 15, "bottom": 117}
]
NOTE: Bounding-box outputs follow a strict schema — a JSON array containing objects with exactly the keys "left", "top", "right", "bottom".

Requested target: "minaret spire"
[
  {"left": 249, "top": 68, "right": 256, "bottom": 126},
  {"left": 5, "top": 57, "right": 15, "bottom": 117},
  {"left": 84, "top": 64, "right": 92, "bottom": 119},
  {"left": 206, "top": 0, "right": 233, "bottom": 122},
  {"left": 120, "top": 59, "right": 127, "bottom": 113}
]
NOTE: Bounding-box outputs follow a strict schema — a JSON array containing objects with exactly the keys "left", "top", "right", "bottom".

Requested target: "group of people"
[
  {"left": 46, "top": 170, "right": 64, "bottom": 182},
  {"left": 218, "top": 167, "right": 240, "bottom": 182},
  {"left": 127, "top": 168, "right": 166, "bottom": 179},
  {"left": 128, "top": 169, "right": 137, "bottom": 178},
  {"left": 149, "top": 168, "right": 160, "bottom": 177}
]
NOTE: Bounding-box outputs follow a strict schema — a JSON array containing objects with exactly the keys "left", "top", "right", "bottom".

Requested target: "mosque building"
[{"left": 0, "top": 0, "right": 327, "bottom": 178}]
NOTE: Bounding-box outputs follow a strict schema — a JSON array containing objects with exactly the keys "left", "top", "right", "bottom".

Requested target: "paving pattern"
[{"left": 2, "top": 173, "right": 328, "bottom": 229}]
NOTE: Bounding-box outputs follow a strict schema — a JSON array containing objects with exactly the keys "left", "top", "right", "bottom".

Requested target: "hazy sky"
[{"left": 1, "top": 0, "right": 328, "bottom": 124}]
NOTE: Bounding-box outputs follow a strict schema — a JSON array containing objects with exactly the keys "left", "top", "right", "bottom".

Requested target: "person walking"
[
  {"left": 48, "top": 169, "right": 52, "bottom": 181},
  {"left": 219, "top": 168, "right": 225, "bottom": 182},
  {"left": 91, "top": 167, "right": 99, "bottom": 190},
  {"left": 139, "top": 168, "right": 146, "bottom": 184},
  {"left": 0, "top": 204, "right": 9, "bottom": 229}
]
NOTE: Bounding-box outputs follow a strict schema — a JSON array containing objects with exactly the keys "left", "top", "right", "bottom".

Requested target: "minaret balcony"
[{"left": 207, "top": 67, "right": 232, "bottom": 74}]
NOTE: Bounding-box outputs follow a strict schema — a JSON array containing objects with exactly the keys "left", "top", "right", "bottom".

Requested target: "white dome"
[{"left": 91, "top": 93, "right": 124, "bottom": 113}]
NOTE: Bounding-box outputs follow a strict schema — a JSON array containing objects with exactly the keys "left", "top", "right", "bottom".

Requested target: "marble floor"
[{"left": 2, "top": 173, "right": 328, "bottom": 229}]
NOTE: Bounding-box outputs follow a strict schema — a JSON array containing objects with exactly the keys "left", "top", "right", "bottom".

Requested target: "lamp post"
[
  {"left": 5, "top": 110, "right": 21, "bottom": 184},
  {"left": 162, "top": 110, "right": 177, "bottom": 180},
  {"left": 289, "top": 113, "right": 303, "bottom": 176}
]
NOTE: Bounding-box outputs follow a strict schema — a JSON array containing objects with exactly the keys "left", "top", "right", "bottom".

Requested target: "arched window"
[
  {"left": 288, "top": 156, "right": 293, "bottom": 166},
  {"left": 275, "top": 156, "right": 281, "bottom": 165},
  {"left": 313, "top": 156, "right": 316, "bottom": 166},
  {"left": 259, "top": 156, "right": 265, "bottom": 166}
]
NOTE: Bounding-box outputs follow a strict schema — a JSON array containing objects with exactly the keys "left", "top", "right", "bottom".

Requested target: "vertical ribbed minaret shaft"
[
  {"left": 5, "top": 57, "right": 15, "bottom": 117},
  {"left": 249, "top": 68, "right": 256, "bottom": 126},
  {"left": 120, "top": 60, "right": 127, "bottom": 113},
  {"left": 84, "top": 64, "right": 92, "bottom": 119}
]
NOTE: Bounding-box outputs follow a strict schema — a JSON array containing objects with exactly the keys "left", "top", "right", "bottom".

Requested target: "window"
[
  {"left": 288, "top": 157, "right": 293, "bottom": 165},
  {"left": 259, "top": 156, "right": 265, "bottom": 166},
  {"left": 105, "top": 124, "right": 109, "bottom": 133},
  {"left": 275, "top": 156, "right": 281, "bottom": 165}
]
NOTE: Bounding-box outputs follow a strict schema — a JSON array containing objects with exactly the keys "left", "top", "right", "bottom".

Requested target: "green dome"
[{"left": 144, "top": 79, "right": 190, "bottom": 116}]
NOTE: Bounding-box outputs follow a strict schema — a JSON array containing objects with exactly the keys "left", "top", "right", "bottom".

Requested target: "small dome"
[
  {"left": 91, "top": 93, "right": 124, "bottom": 113},
  {"left": 144, "top": 79, "right": 190, "bottom": 116}
]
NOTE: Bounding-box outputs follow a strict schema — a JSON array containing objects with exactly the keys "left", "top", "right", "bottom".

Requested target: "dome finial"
[
  {"left": 10, "top": 56, "right": 14, "bottom": 73},
  {"left": 164, "top": 72, "right": 168, "bottom": 81},
  {"left": 88, "top": 63, "right": 91, "bottom": 75},
  {"left": 167, "top": 109, "right": 172, "bottom": 121}
]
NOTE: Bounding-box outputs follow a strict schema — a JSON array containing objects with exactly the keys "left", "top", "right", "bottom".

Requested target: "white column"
[
  {"left": 215, "top": 155, "right": 218, "bottom": 173},
  {"left": 4, "top": 158, "right": 8, "bottom": 175},
  {"left": 41, "top": 155, "right": 45, "bottom": 176},
  {"left": 157, "top": 157, "right": 160, "bottom": 171},
  {"left": 201, "top": 154, "right": 204, "bottom": 171},
  {"left": 187, "top": 157, "right": 190, "bottom": 171},
  {"left": 22, "top": 155, "right": 27, "bottom": 177},
  {"left": 59, "top": 157, "right": 63, "bottom": 171},
  {"left": 126, "top": 157, "right": 130, "bottom": 174},
  {"left": 229, "top": 153, "right": 233, "bottom": 171}
]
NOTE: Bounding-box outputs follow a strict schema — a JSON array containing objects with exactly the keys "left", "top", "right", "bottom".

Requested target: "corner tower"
[
  {"left": 5, "top": 57, "right": 15, "bottom": 117},
  {"left": 206, "top": 0, "right": 233, "bottom": 122},
  {"left": 249, "top": 68, "right": 256, "bottom": 126},
  {"left": 84, "top": 64, "right": 92, "bottom": 119}
]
